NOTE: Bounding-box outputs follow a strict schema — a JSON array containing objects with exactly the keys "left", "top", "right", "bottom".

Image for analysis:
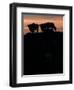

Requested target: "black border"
[{"left": 10, "top": 3, "right": 72, "bottom": 87}]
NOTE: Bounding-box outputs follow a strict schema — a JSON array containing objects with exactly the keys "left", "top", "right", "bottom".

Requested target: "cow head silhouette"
[
  {"left": 28, "top": 23, "right": 39, "bottom": 33},
  {"left": 40, "top": 22, "right": 56, "bottom": 32}
]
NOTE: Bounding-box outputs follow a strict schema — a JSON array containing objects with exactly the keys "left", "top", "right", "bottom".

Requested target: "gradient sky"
[{"left": 23, "top": 14, "right": 63, "bottom": 34}]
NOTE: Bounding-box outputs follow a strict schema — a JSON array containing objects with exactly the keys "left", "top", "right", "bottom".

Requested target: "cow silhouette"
[
  {"left": 40, "top": 22, "right": 56, "bottom": 32},
  {"left": 28, "top": 23, "right": 39, "bottom": 33}
]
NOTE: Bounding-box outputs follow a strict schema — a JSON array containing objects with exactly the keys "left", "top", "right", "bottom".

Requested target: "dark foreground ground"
[{"left": 23, "top": 32, "right": 63, "bottom": 75}]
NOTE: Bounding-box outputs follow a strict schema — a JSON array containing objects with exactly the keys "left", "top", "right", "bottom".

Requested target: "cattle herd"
[
  {"left": 23, "top": 22, "right": 63, "bottom": 75},
  {"left": 28, "top": 22, "right": 56, "bottom": 33}
]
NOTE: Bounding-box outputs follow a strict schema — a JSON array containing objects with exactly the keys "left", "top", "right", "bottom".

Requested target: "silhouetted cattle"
[
  {"left": 28, "top": 23, "right": 39, "bottom": 33},
  {"left": 40, "top": 22, "right": 56, "bottom": 32}
]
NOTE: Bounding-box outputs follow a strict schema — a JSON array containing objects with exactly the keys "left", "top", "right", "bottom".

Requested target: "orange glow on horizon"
[{"left": 23, "top": 15, "right": 63, "bottom": 34}]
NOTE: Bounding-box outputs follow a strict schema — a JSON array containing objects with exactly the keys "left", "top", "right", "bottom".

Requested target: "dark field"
[{"left": 23, "top": 32, "right": 63, "bottom": 75}]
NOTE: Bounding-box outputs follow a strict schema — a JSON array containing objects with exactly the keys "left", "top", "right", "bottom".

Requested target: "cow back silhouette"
[
  {"left": 40, "top": 22, "right": 56, "bottom": 32},
  {"left": 28, "top": 23, "right": 39, "bottom": 33}
]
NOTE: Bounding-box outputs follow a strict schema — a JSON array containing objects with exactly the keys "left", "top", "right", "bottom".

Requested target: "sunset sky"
[{"left": 22, "top": 14, "right": 63, "bottom": 34}]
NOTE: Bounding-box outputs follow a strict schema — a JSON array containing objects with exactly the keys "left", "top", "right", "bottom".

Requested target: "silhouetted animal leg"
[{"left": 37, "top": 29, "right": 38, "bottom": 32}]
